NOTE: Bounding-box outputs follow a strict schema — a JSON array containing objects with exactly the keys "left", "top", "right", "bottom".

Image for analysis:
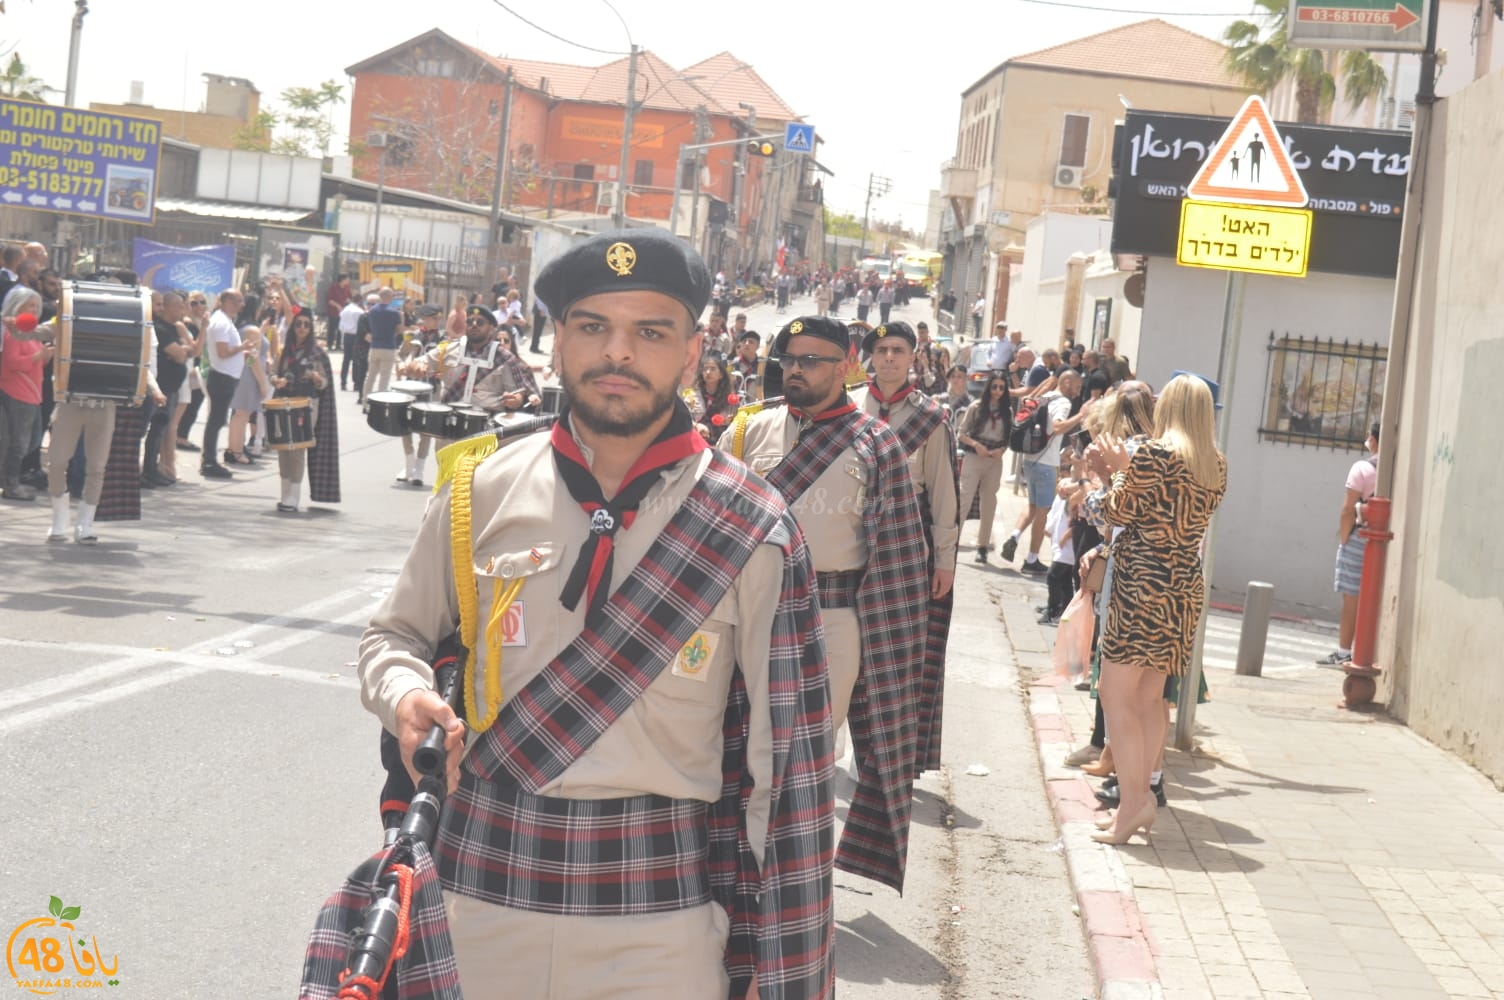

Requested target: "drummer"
[
  {"left": 392, "top": 304, "right": 447, "bottom": 487},
  {"left": 268, "top": 310, "right": 339, "bottom": 513},
  {"left": 403, "top": 305, "right": 538, "bottom": 413}
]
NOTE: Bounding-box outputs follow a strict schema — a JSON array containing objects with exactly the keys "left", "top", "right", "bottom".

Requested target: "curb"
[{"left": 1029, "top": 677, "right": 1164, "bottom": 1000}]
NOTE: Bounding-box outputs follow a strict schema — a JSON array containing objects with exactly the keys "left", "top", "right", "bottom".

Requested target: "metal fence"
[{"left": 1258, "top": 332, "right": 1387, "bottom": 450}]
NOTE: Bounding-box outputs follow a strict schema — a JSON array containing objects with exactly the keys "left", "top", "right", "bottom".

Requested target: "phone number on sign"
[{"left": 0, "top": 168, "right": 104, "bottom": 197}]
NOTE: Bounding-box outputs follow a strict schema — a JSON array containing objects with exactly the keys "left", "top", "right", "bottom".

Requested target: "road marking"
[{"left": 0, "top": 585, "right": 377, "bottom": 721}]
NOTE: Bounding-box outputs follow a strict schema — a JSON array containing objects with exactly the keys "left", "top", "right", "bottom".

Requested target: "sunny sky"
[{"left": 1, "top": 0, "right": 1256, "bottom": 231}]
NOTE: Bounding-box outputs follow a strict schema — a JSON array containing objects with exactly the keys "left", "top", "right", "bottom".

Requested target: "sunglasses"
[{"left": 777, "top": 353, "right": 843, "bottom": 371}]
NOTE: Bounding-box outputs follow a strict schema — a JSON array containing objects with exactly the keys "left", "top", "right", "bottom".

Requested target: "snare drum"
[
  {"left": 408, "top": 402, "right": 453, "bottom": 437},
  {"left": 56, "top": 281, "right": 152, "bottom": 405},
  {"left": 264, "top": 397, "right": 315, "bottom": 450},
  {"left": 366, "top": 391, "right": 416, "bottom": 437},
  {"left": 445, "top": 407, "right": 490, "bottom": 439},
  {"left": 389, "top": 379, "right": 434, "bottom": 404}
]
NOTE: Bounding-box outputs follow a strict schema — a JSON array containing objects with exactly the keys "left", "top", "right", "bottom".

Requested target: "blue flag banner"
[{"left": 132, "top": 239, "right": 236, "bottom": 294}]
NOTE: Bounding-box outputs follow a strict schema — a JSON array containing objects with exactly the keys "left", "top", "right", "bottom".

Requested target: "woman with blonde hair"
[{"left": 1090, "top": 374, "right": 1225, "bottom": 844}]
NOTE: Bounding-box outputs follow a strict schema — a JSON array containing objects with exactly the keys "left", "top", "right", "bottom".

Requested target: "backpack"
[{"left": 1009, "top": 397, "right": 1052, "bottom": 455}]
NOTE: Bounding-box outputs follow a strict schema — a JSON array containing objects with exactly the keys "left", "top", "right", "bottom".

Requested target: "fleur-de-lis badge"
[
  {"left": 789, "top": 320, "right": 804, "bottom": 334},
  {"left": 876, "top": 325, "right": 888, "bottom": 337},
  {"left": 679, "top": 634, "right": 709, "bottom": 675},
  {"left": 605, "top": 241, "right": 637, "bottom": 277}
]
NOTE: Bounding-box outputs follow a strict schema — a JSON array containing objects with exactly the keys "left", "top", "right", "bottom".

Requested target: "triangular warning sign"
[{"left": 1187, "top": 95, "right": 1308, "bottom": 208}]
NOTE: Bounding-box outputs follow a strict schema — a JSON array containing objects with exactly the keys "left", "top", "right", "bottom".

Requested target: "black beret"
[
  {"left": 417, "top": 303, "right": 444, "bottom": 318},
  {"left": 735, "top": 330, "right": 760, "bottom": 344},
  {"left": 535, "top": 228, "right": 711, "bottom": 322},
  {"left": 466, "top": 305, "right": 496, "bottom": 325},
  {"left": 772, "top": 315, "right": 848, "bottom": 356},
  {"left": 861, "top": 321, "right": 917, "bottom": 355}
]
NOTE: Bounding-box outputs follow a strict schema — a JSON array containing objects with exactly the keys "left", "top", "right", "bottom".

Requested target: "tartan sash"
[
  {"left": 762, "top": 404, "right": 866, "bottom": 507},
  {"left": 464, "top": 448, "right": 780, "bottom": 794},
  {"left": 885, "top": 393, "right": 946, "bottom": 458}
]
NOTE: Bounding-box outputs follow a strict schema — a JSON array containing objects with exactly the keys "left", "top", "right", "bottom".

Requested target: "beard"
[
  {"left": 782, "top": 375, "right": 827, "bottom": 411},
  {"left": 561, "top": 362, "right": 680, "bottom": 438}
]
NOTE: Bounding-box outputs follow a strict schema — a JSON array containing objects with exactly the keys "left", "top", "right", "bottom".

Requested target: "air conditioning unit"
[
  {"left": 1054, "top": 165, "right": 1083, "bottom": 189},
  {"left": 365, "top": 131, "right": 388, "bottom": 148},
  {"left": 596, "top": 181, "right": 619, "bottom": 207}
]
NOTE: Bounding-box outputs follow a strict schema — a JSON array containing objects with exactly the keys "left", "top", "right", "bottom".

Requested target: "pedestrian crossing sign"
[
  {"left": 784, "top": 122, "right": 815, "bottom": 154},
  {"left": 1186, "top": 96, "right": 1308, "bottom": 208}
]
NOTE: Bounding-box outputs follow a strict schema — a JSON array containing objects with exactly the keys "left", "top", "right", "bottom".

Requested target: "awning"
[{"left": 154, "top": 197, "right": 315, "bottom": 223}]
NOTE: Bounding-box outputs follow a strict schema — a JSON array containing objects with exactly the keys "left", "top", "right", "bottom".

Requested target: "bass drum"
[
  {"left": 408, "top": 402, "right": 453, "bottom": 438},
  {"left": 264, "top": 396, "right": 315, "bottom": 450},
  {"left": 56, "top": 281, "right": 152, "bottom": 405}
]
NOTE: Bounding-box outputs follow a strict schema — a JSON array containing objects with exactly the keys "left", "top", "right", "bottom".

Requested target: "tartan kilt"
[
  {"left": 97, "top": 404, "right": 143, "bottom": 521},
  {"left": 307, "top": 380, "right": 341, "bottom": 503},
  {"left": 299, "top": 843, "right": 463, "bottom": 1000}
]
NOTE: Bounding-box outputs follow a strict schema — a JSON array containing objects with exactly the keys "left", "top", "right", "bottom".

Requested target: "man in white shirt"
[
  {"left": 988, "top": 322, "right": 1016, "bottom": 372},
  {"left": 1000, "top": 370, "right": 1084, "bottom": 574},
  {"left": 201, "top": 289, "right": 246, "bottom": 479},
  {"left": 338, "top": 296, "right": 365, "bottom": 390},
  {"left": 970, "top": 293, "right": 985, "bottom": 338}
]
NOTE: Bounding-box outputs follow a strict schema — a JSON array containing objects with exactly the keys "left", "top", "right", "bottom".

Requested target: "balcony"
[{"left": 940, "top": 159, "right": 977, "bottom": 201}]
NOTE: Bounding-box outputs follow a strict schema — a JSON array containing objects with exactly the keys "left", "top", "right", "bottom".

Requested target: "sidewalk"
[{"left": 980, "top": 490, "right": 1504, "bottom": 1000}]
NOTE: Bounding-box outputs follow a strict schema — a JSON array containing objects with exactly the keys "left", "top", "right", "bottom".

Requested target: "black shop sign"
[{"left": 1110, "top": 109, "right": 1412, "bottom": 279}]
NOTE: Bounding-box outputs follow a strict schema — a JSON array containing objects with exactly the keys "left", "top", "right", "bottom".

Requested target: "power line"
[
  {"left": 1010, "top": 0, "right": 1260, "bottom": 15},
  {"left": 485, "top": 0, "right": 630, "bottom": 56}
]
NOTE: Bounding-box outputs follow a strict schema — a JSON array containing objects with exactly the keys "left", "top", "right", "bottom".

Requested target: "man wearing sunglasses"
[
  {"left": 731, "top": 314, "right": 929, "bottom": 896},
  {"left": 854, "top": 321, "right": 960, "bottom": 774}
]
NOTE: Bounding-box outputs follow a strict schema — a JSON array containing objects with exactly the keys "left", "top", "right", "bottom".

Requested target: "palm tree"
[
  {"left": 1, "top": 52, "right": 51, "bottom": 101},
  {"left": 1224, "top": 0, "right": 1389, "bottom": 123}
]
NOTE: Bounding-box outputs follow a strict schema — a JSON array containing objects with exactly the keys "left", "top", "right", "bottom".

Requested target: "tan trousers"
[
  {"left": 276, "top": 399, "right": 318, "bottom": 483},
  {"left": 444, "top": 892, "right": 729, "bottom": 999},
  {"left": 363, "top": 348, "right": 396, "bottom": 398},
  {"left": 958, "top": 452, "right": 1004, "bottom": 548},
  {"left": 823, "top": 606, "right": 861, "bottom": 731},
  {"left": 47, "top": 402, "right": 116, "bottom": 504}
]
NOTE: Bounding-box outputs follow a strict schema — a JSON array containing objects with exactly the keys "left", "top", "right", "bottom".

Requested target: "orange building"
[{"left": 346, "top": 29, "right": 809, "bottom": 267}]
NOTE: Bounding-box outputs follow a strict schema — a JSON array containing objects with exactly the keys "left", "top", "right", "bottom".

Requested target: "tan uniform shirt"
[
  {"left": 359, "top": 431, "right": 777, "bottom": 867},
  {"left": 416, "top": 337, "right": 499, "bottom": 406},
  {"left": 856, "top": 387, "right": 961, "bottom": 571},
  {"left": 738, "top": 406, "right": 867, "bottom": 574}
]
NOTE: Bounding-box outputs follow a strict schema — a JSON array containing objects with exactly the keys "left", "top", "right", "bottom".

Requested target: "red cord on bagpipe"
[{"left": 335, "top": 863, "right": 415, "bottom": 1000}]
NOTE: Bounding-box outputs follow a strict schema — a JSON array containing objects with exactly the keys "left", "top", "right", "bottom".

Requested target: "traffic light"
[{"left": 747, "top": 139, "right": 776, "bottom": 157}]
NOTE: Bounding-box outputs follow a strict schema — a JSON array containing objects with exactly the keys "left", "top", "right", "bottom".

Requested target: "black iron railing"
[{"left": 1259, "top": 333, "right": 1386, "bottom": 450}]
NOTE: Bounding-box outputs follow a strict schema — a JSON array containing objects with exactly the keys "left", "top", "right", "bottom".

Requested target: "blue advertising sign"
[
  {"left": 132, "top": 239, "right": 236, "bottom": 294},
  {"left": 0, "top": 98, "right": 163, "bottom": 224}
]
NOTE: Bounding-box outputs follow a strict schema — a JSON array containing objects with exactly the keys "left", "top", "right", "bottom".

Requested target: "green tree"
[
  {"left": 1223, "top": 0, "right": 1389, "bottom": 123},
  {"left": 233, "top": 110, "right": 277, "bottom": 152},
  {"left": 235, "top": 80, "right": 346, "bottom": 157},
  {"left": 824, "top": 210, "right": 863, "bottom": 240},
  {"left": 1, "top": 52, "right": 51, "bottom": 101}
]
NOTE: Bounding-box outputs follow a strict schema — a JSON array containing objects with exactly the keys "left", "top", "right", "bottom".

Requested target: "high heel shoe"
[
  {"left": 1081, "top": 744, "right": 1115, "bottom": 777},
  {"left": 1091, "top": 802, "right": 1157, "bottom": 845}
]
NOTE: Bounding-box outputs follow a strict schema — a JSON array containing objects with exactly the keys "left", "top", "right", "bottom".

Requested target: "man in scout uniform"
[
  {"left": 401, "top": 305, "right": 534, "bottom": 410},
  {"left": 853, "top": 320, "right": 961, "bottom": 773},
  {"left": 728, "top": 314, "right": 929, "bottom": 894},
  {"left": 349, "top": 230, "right": 834, "bottom": 999},
  {"left": 393, "top": 303, "right": 447, "bottom": 486}
]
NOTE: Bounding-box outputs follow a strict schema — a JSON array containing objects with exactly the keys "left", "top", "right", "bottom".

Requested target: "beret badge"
[{"left": 605, "top": 241, "right": 637, "bottom": 277}]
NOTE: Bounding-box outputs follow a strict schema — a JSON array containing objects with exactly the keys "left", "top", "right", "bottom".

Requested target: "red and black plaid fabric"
[
  {"left": 299, "top": 842, "right": 462, "bottom": 1000},
  {"left": 445, "top": 448, "right": 834, "bottom": 996},
  {"left": 441, "top": 780, "right": 711, "bottom": 914},
  {"left": 814, "top": 569, "right": 861, "bottom": 609},
  {"left": 97, "top": 403, "right": 142, "bottom": 522},
  {"left": 278, "top": 340, "right": 341, "bottom": 504},
  {"left": 761, "top": 401, "right": 929, "bottom": 894}
]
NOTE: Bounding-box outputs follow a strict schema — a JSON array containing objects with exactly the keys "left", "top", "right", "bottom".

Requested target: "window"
[
  {"left": 633, "top": 159, "right": 654, "bottom": 187},
  {"left": 1259, "top": 334, "right": 1387, "bottom": 450},
  {"left": 415, "top": 58, "right": 455, "bottom": 78},
  {"left": 1059, "top": 113, "right": 1090, "bottom": 168},
  {"left": 680, "top": 158, "right": 697, "bottom": 188}
]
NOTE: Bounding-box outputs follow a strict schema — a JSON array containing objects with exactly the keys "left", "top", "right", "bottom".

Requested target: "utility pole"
[
  {"left": 731, "top": 104, "right": 756, "bottom": 271},
  {"left": 486, "top": 69, "right": 515, "bottom": 285},
  {"left": 688, "top": 106, "right": 710, "bottom": 252},
  {"left": 64, "top": 1, "right": 89, "bottom": 107},
  {"left": 613, "top": 44, "right": 640, "bottom": 227},
  {"left": 859, "top": 172, "right": 892, "bottom": 259}
]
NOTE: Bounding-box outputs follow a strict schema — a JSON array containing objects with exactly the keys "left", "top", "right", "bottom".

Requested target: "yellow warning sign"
[{"left": 1176, "top": 200, "right": 1313, "bottom": 278}]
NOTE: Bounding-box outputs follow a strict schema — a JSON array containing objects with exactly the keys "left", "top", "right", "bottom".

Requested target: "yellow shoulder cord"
[
  {"left": 727, "top": 400, "right": 765, "bottom": 460},
  {"left": 449, "top": 452, "right": 524, "bottom": 731}
]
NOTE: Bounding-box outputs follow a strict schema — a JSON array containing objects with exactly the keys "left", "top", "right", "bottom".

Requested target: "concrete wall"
[
  {"left": 1379, "top": 69, "right": 1504, "bottom": 785},
  {"left": 1006, "top": 214, "right": 1115, "bottom": 344},
  {"left": 1076, "top": 257, "right": 1142, "bottom": 364},
  {"left": 1135, "top": 259, "right": 1394, "bottom": 613}
]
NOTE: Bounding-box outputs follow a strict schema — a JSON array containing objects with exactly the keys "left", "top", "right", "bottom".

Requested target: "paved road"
[{"left": 0, "top": 288, "right": 1092, "bottom": 999}]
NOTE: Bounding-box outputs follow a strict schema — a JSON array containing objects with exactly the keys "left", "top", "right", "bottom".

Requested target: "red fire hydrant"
[{"left": 1344, "top": 495, "right": 1392, "bottom": 709}]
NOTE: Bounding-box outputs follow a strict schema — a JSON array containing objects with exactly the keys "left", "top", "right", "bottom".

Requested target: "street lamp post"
[{"left": 64, "top": 1, "right": 89, "bottom": 107}]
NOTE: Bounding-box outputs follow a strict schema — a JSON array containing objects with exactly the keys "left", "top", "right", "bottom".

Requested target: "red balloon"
[
  {"left": 711, "top": 413, "right": 726, "bottom": 426},
  {"left": 15, "top": 312, "right": 38, "bottom": 333},
  {"left": 727, "top": 393, "right": 740, "bottom": 405}
]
